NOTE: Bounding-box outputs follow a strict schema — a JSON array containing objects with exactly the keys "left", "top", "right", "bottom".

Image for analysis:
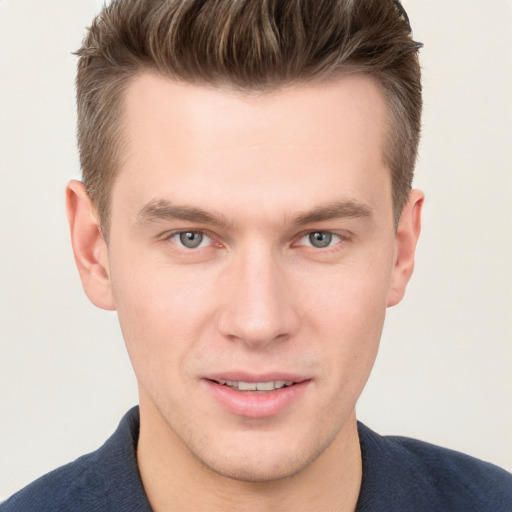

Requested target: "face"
[{"left": 69, "top": 73, "right": 421, "bottom": 482}]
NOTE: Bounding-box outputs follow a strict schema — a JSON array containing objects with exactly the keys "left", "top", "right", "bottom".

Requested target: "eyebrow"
[
  {"left": 135, "top": 199, "right": 232, "bottom": 228},
  {"left": 292, "top": 201, "right": 373, "bottom": 225},
  {"left": 135, "top": 198, "right": 372, "bottom": 229}
]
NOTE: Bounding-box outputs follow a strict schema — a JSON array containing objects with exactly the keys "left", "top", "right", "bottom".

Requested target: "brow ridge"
[
  {"left": 136, "top": 198, "right": 372, "bottom": 229},
  {"left": 135, "top": 199, "right": 231, "bottom": 228},
  {"left": 292, "top": 201, "right": 373, "bottom": 225}
]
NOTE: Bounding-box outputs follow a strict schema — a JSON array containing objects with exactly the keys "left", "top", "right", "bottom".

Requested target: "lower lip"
[{"left": 203, "top": 380, "right": 310, "bottom": 419}]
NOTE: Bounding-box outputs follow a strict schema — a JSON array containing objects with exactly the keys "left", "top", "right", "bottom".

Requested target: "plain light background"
[{"left": 0, "top": 0, "right": 511, "bottom": 500}]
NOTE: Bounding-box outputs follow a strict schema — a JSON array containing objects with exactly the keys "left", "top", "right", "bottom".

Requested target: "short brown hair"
[{"left": 76, "top": 0, "right": 422, "bottom": 235}]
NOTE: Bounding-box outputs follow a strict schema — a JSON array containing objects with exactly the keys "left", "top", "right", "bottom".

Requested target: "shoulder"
[
  {"left": 1, "top": 450, "right": 108, "bottom": 512},
  {"left": 1, "top": 407, "right": 151, "bottom": 512},
  {"left": 357, "top": 422, "right": 512, "bottom": 512}
]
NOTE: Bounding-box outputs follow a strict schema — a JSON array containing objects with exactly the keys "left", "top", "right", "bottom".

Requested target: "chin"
[
  {"left": 190, "top": 430, "right": 335, "bottom": 483},
  {"left": 201, "top": 452, "right": 308, "bottom": 483}
]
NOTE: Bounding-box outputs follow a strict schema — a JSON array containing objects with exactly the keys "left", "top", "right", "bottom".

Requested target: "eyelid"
[
  {"left": 158, "top": 228, "right": 349, "bottom": 250},
  {"left": 161, "top": 228, "right": 216, "bottom": 248},
  {"left": 293, "top": 230, "right": 349, "bottom": 249}
]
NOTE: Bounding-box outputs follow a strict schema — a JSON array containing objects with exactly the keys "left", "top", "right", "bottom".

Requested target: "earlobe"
[
  {"left": 387, "top": 189, "right": 424, "bottom": 307},
  {"left": 66, "top": 180, "right": 115, "bottom": 311}
]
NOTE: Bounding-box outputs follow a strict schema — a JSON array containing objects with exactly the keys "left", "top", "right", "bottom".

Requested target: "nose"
[{"left": 217, "top": 243, "right": 300, "bottom": 348}]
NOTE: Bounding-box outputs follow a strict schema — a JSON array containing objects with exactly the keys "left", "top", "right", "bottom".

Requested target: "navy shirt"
[{"left": 3, "top": 407, "right": 512, "bottom": 511}]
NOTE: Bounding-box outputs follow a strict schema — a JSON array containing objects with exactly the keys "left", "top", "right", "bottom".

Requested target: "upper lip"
[{"left": 203, "top": 372, "right": 309, "bottom": 384}]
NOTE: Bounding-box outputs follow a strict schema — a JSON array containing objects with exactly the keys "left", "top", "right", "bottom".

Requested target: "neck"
[{"left": 137, "top": 399, "right": 362, "bottom": 512}]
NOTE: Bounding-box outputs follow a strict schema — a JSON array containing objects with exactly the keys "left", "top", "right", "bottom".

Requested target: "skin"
[{"left": 67, "top": 74, "right": 423, "bottom": 512}]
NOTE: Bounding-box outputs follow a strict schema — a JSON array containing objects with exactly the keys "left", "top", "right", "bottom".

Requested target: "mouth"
[
  {"left": 203, "top": 376, "right": 310, "bottom": 418},
  {"left": 209, "top": 379, "right": 296, "bottom": 392}
]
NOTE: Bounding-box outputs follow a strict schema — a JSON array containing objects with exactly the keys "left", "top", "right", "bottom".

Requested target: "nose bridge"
[{"left": 217, "top": 240, "right": 298, "bottom": 347}]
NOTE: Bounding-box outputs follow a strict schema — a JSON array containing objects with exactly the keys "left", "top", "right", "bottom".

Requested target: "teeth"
[
  {"left": 239, "top": 381, "right": 258, "bottom": 391},
  {"left": 218, "top": 380, "right": 295, "bottom": 391},
  {"left": 256, "top": 382, "right": 274, "bottom": 391}
]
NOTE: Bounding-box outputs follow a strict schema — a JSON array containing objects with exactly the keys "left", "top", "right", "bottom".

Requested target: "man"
[{"left": 2, "top": 0, "right": 511, "bottom": 511}]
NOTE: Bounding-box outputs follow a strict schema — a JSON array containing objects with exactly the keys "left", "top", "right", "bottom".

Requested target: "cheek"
[
  {"left": 109, "top": 257, "right": 215, "bottom": 374},
  {"left": 299, "top": 260, "right": 390, "bottom": 387},
  {"left": 300, "top": 255, "right": 391, "bottom": 331}
]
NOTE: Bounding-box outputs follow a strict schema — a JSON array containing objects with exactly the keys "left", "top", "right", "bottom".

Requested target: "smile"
[
  {"left": 214, "top": 380, "right": 295, "bottom": 391},
  {"left": 204, "top": 377, "right": 310, "bottom": 418}
]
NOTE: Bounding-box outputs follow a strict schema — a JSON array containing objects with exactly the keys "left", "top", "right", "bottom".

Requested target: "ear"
[
  {"left": 387, "top": 189, "right": 424, "bottom": 307},
  {"left": 66, "top": 180, "right": 115, "bottom": 310}
]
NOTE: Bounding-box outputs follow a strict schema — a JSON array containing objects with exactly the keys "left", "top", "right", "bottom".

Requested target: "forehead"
[
  {"left": 113, "top": 72, "right": 391, "bottom": 224},
  {"left": 122, "top": 72, "right": 388, "bottom": 152}
]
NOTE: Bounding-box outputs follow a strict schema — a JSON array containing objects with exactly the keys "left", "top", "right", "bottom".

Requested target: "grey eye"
[
  {"left": 179, "top": 231, "right": 204, "bottom": 248},
  {"left": 309, "top": 232, "right": 332, "bottom": 248}
]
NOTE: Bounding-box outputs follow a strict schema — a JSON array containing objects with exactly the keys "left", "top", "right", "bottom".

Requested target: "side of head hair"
[{"left": 76, "top": 0, "right": 422, "bottom": 236}]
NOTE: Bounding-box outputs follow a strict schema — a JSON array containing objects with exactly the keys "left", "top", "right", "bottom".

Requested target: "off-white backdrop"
[{"left": 1, "top": 0, "right": 511, "bottom": 500}]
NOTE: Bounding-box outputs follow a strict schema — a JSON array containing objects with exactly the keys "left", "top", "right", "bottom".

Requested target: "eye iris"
[
  {"left": 309, "top": 232, "right": 332, "bottom": 248},
  {"left": 179, "top": 232, "right": 203, "bottom": 248}
]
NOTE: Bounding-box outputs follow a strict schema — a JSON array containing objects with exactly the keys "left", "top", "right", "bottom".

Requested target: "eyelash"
[
  {"left": 163, "top": 230, "right": 216, "bottom": 250},
  {"left": 161, "top": 229, "right": 348, "bottom": 253},
  {"left": 295, "top": 231, "right": 344, "bottom": 249}
]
